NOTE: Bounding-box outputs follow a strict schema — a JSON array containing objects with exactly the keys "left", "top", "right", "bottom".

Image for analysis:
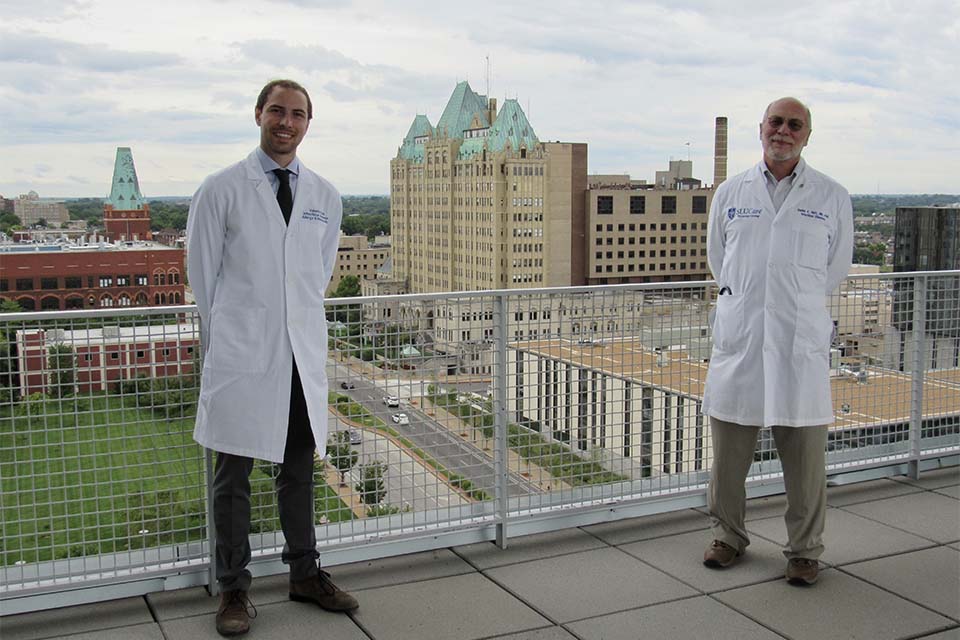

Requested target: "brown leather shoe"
[
  {"left": 786, "top": 558, "right": 819, "bottom": 585},
  {"left": 289, "top": 570, "right": 359, "bottom": 612},
  {"left": 216, "top": 589, "right": 256, "bottom": 637},
  {"left": 703, "top": 540, "right": 741, "bottom": 568}
]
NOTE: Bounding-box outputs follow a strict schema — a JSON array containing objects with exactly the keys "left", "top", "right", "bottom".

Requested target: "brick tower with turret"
[{"left": 103, "top": 147, "right": 151, "bottom": 241}]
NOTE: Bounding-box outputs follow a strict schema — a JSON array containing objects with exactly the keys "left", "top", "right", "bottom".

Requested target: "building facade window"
[
  {"left": 630, "top": 196, "right": 646, "bottom": 214},
  {"left": 692, "top": 195, "right": 707, "bottom": 214},
  {"left": 662, "top": 196, "right": 677, "bottom": 214},
  {"left": 597, "top": 196, "right": 614, "bottom": 215}
]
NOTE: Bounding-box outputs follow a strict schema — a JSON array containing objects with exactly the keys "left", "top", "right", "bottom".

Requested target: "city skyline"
[{"left": 1, "top": 0, "right": 958, "bottom": 198}]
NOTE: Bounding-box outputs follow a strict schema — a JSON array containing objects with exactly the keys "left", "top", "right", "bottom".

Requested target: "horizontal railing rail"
[{"left": 1, "top": 271, "right": 957, "bottom": 614}]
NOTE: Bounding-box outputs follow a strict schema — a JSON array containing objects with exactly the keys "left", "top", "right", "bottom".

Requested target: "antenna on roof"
[{"left": 485, "top": 54, "right": 490, "bottom": 98}]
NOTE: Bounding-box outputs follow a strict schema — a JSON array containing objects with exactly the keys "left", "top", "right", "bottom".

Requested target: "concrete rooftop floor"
[{"left": 3, "top": 466, "right": 958, "bottom": 640}]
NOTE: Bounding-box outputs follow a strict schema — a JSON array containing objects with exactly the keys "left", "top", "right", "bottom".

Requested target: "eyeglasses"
[{"left": 767, "top": 116, "right": 806, "bottom": 132}]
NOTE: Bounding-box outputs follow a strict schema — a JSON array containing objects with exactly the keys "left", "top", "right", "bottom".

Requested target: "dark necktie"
[{"left": 273, "top": 168, "right": 293, "bottom": 224}]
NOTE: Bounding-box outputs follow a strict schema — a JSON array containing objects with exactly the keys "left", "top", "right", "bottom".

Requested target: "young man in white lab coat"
[
  {"left": 700, "top": 97, "right": 853, "bottom": 585},
  {"left": 187, "top": 79, "right": 357, "bottom": 636}
]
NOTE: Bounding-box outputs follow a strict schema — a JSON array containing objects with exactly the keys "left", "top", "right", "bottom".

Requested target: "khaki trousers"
[{"left": 707, "top": 417, "right": 828, "bottom": 560}]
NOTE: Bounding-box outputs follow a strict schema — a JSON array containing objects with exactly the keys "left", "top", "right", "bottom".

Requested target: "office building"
[
  {"left": 13, "top": 191, "right": 69, "bottom": 227},
  {"left": 327, "top": 233, "right": 391, "bottom": 296},
  {"left": 585, "top": 171, "right": 713, "bottom": 285},
  {"left": 890, "top": 206, "right": 960, "bottom": 371},
  {"left": 390, "top": 81, "right": 587, "bottom": 293}
]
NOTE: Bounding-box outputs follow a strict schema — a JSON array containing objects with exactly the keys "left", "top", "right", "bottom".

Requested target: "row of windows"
[
  {"left": 596, "top": 237, "right": 707, "bottom": 246},
  {"left": 597, "top": 195, "right": 708, "bottom": 215},
  {"left": 595, "top": 249, "right": 704, "bottom": 259},
  {"left": 510, "top": 165, "right": 544, "bottom": 176},
  {"left": 596, "top": 222, "right": 707, "bottom": 232},
  {"left": 4, "top": 271, "right": 179, "bottom": 292},
  {"left": 594, "top": 262, "right": 707, "bottom": 273},
  {"left": 6, "top": 290, "right": 180, "bottom": 311},
  {"left": 80, "top": 345, "right": 194, "bottom": 362}
]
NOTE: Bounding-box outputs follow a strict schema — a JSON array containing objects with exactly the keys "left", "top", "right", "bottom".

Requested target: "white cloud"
[{"left": 0, "top": 0, "right": 957, "bottom": 196}]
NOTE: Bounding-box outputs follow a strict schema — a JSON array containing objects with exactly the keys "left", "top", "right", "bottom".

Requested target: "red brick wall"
[{"left": 0, "top": 247, "right": 185, "bottom": 311}]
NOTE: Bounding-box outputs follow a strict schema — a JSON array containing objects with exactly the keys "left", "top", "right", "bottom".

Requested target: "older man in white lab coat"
[
  {"left": 700, "top": 97, "right": 853, "bottom": 586},
  {"left": 187, "top": 79, "right": 357, "bottom": 637}
]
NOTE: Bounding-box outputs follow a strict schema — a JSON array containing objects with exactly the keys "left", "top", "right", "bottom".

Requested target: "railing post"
[
  {"left": 494, "top": 292, "right": 509, "bottom": 549},
  {"left": 204, "top": 447, "right": 219, "bottom": 596},
  {"left": 908, "top": 274, "right": 927, "bottom": 480}
]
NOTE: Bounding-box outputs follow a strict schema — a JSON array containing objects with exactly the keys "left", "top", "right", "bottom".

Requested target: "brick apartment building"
[{"left": 16, "top": 324, "right": 198, "bottom": 396}]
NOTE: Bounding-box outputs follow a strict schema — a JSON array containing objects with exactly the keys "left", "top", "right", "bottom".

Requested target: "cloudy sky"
[{"left": 1, "top": 0, "right": 958, "bottom": 198}]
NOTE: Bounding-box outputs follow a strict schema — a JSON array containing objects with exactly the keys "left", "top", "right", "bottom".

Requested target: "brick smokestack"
[{"left": 714, "top": 116, "right": 728, "bottom": 187}]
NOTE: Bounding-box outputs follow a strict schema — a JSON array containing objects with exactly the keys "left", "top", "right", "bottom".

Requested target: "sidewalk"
[{"left": 3, "top": 466, "right": 958, "bottom": 640}]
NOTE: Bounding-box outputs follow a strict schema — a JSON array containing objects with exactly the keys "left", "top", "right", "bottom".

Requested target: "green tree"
[
  {"left": 332, "top": 275, "right": 361, "bottom": 298},
  {"left": 1, "top": 299, "right": 23, "bottom": 313},
  {"left": 148, "top": 201, "right": 190, "bottom": 231},
  {"left": 327, "top": 431, "right": 358, "bottom": 486},
  {"left": 47, "top": 343, "right": 76, "bottom": 399},
  {"left": 355, "top": 461, "right": 387, "bottom": 506},
  {"left": 854, "top": 242, "right": 886, "bottom": 266},
  {"left": 65, "top": 198, "right": 105, "bottom": 228},
  {"left": 0, "top": 211, "right": 21, "bottom": 235}
]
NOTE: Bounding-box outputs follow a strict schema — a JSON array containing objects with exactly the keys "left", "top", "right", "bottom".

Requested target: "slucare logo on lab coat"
[{"left": 726, "top": 206, "right": 763, "bottom": 220}]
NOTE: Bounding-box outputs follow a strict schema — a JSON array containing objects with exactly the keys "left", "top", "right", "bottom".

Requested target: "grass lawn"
[{"left": 0, "top": 393, "right": 352, "bottom": 567}]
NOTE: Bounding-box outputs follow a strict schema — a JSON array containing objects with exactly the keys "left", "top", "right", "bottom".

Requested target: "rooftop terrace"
[
  {"left": 3, "top": 465, "right": 958, "bottom": 640},
  {"left": 2, "top": 273, "right": 958, "bottom": 639}
]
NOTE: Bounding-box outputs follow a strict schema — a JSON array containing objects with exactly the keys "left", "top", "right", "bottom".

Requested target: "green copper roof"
[
  {"left": 398, "top": 114, "right": 434, "bottom": 161},
  {"left": 458, "top": 98, "right": 539, "bottom": 159},
  {"left": 435, "top": 81, "right": 489, "bottom": 139},
  {"left": 106, "top": 147, "right": 144, "bottom": 210},
  {"left": 487, "top": 99, "right": 538, "bottom": 151}
]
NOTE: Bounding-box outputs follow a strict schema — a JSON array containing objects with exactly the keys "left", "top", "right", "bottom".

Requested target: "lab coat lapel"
[
  {"left": 288, "top": 170, "right": 311, "bottom": 233},
  {"left": 776, "top": 163, "right": 811, "bottom": 223},
  {"left": 746, "top": 163, "right": 778, "bottom": 215},
  {"left": 242, "top": 151, "right": 290, "bottom": 229}
]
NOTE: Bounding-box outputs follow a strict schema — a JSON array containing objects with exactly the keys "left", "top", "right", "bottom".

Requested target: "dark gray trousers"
[{"left": 213, "top": 361, "right": 320, "bottom": 591}]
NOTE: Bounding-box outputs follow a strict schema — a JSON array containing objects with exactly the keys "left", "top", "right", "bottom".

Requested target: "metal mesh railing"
[
  {"left": 1, "top": 308, "right": 206, "bottom": 592},
  {"left": 1, "top": 271, "right": 957, "bottom": 611}
]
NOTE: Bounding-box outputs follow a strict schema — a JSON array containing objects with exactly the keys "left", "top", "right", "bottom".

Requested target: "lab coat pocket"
[
  {"left": 206, "top": 305, "right": 267, "bottom": 373},
  {"left": 794, "top": 229, "right": 828, "bottom": 271},
  {"left": 711, "top": 294, "right": 745, "bottom": 352},
  {"left": 297, "top": 305, "right": 329, "bottom": 373},
  {"left": 793, "top": 293, "right": 832, "bottom": 354},
  {"left": 298, "top": 223, "right": 328, "bottom": 276}
]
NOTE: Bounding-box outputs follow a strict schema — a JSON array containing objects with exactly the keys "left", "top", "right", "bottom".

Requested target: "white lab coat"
[
  {"left": 701, "top": 160, "right": 853, "bottom": 427},
  {"left": 187, "top": 150, "right": 342, "bottom": 462}
]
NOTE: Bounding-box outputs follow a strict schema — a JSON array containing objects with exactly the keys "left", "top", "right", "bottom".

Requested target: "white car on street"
[
  {"left": 391, "top": 412, "right": 409, "bottom": 425},
  {"left": 383, "top": 395, "right": 400, "bottom": 407}
]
